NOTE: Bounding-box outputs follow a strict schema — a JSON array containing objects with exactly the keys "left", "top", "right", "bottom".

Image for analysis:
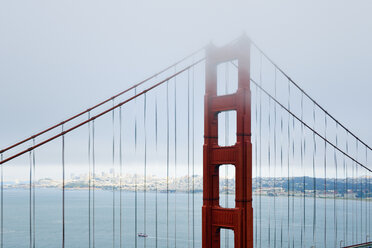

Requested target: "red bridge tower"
[{"left": 202, "top": 37, "right": 253, "bottom": 248}]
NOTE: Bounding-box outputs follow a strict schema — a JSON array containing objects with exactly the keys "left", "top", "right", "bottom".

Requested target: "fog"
[{"left": 0, "top": 0, "right": 371, "bottom": 180}]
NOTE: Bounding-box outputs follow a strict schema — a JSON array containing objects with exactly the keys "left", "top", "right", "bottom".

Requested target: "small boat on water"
[{"left": 137, "top": 233, "right": 148, "bottom": 238}]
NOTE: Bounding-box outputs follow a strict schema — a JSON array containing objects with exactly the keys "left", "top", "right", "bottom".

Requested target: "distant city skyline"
[{"left": 6, "top": 172, "right": 371, "bottom": 200}]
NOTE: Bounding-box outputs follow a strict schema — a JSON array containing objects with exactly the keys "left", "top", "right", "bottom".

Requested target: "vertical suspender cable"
[
  {"left": 144, "top": 93, "right": 147, "bottom": 248},
  {"left": 367, "top": 146, "right": 370, "bottom": 241},
  {"left": 112, "top": 100, "right": 116, "bottom": 248},
  {"left": 29, "top": 150, "right": 32, "bottom": 248},
  {"left": 352, "top": 140, "right": 355, "bottom": 244},
  {"left": 356, "top": 146, "right": 358, "bottom": 243},
  {"left": 346, "top": 132, "right": 349, "bottom": 245},
  {"left": 119, "top": 106, "right": 123, "bottom": 248},
  {"left": 334, "top": 123, "right": 338, "bottom": 247},
  {"left": 0, "top": 153, "right": 3, "bottom": 248},
  {"left": 301, "top": 92, "right": 304, "bottom": 248},
  {"left": 273, "top": 69, "right": 277, "bottom": 248},
  {"left": 28, "top": 140, "right": 36, "bottom": 248},
  {"left": 356, "top": 145, "right": 358, "bottom": 243},
  {"left": 191, "top": 64, "right": 195, "bottom": 248},
  {"left": 134, "top": 87, "right": 138, "bottom": 248},
  {"left": 32, "top": 139, "right": 35, "bottom": 248},
  {"left": 302, "top": 93, "right": 306, "bottom": 247},
  {"left": 166, "top": 80, "right": 170, "bottom": 248},
  {"left": 280, "top": 98, "right": 284, "bottom": 248},
  {"left": 259, "top": 54, "right": 263, "bottom": 248},
  {"left": 135, "top": 87, "right": 138, "bottom": 151},
  {"left": 352, "top": 143, "right": 355, "bottom": 243},
  {"left": 365, "top": 149, "right": 367, "bottom": 242},
  {"left": 155, "top": 94, "right": 158, "bottom": 248},
  {"left": 291, "top": 92, "right": 295, "bottom": 248},
  {"left": 358, "top": 141, "right": 362, "bottom": 243},
  {"left": 88, "top": 112, "right": 92, "bottom": 248},
  {"left": 312, "top": 103, "right": 316, "bottom": 246},
  {"left": 303, "top": 96, "right": 307, "bottom": 247},
  {"left": 356, "top": 143, "right": 358, "bottom": 243},
  {"left": 187, "top": 69, "right": 190, "bottom": 248},
  {"left": 364, "top": 151, "right": 366, "bottom": 242},
  {"left": 357, "top": 153, "right": 360, "bottom": 243},
  {"left": 365, "top": 149, "right": 367, "bottom": 241},
  {"left": 32, "top": 139, "right": 36, "bottom": 248},
  {"left": 268, "top": 97, "right": 271, "bottom": 248},
  {"left": 324, "top": 114, "right": 327, "bottom": 248},
  {"left": 287, "top": 80, "right": 290, "bottom": 248},
  {"left": 367, "top": 146, "right": 369, "bottom": 241},
  {"left": 357, "top": 140, "right": 361, "bottom": 242},
  {"left": 62, "top": 125, "right": 65, "bottom": 248},
  {"left": 92, "top": 120, "right": 96, "bottom": 248},
  {"left": 155, "top": 93, "right": 158, "bottom": 150},
  {"left": 174, "top": 69, "right": 177, "bottom": 248},
  {"left": 342, "top": 133, "right": 347, "bottom": 245},
  {"left": 355, "top": 140, "right": 363, "bottom": 243}
]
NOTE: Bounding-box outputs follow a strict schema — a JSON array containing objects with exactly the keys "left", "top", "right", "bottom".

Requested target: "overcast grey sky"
[{"left": 0, "top": 0, "right": 371, "bottom": 179}]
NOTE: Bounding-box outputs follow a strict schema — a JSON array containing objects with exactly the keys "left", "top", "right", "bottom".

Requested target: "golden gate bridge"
[{"left": 0, "top": 36, "right": 371, "bottom": 248}]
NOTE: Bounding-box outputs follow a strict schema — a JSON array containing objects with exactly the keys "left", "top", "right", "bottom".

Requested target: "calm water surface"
[{"left": 2, "top": 189, "right": 371, "bottom": 247}]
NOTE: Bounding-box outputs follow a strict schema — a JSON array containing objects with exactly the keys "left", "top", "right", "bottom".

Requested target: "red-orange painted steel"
[{"left": 202, "top": 36, "right": 253, "bottom": 248}]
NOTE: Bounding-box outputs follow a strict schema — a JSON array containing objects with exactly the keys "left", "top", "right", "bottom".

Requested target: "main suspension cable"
[
  {"left": 247, "top": 78, "right": 370, "bottom": 171},
  {"left": 250, "top": 40, "right": 371, "bottom": 152},
  {"left": 0, "top": 48, "right": 205, "bottom": 156},
  {"left": 230, "top": 61, "right": 370, "bottom": 171},
  {"left": 0, "top": 58, "right": 204, "bottom": 166}
]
